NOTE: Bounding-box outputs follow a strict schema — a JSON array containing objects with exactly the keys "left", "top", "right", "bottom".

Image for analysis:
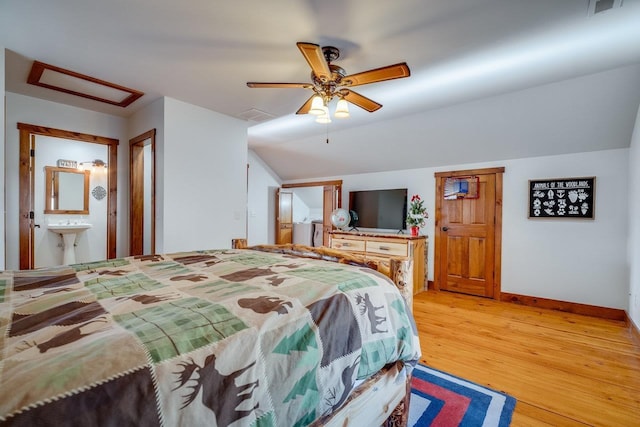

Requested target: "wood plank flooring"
[{"left": 412, "top": 291, "right": 640, "bottom": 426}]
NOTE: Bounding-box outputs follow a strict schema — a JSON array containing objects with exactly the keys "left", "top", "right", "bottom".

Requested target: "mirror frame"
[{"left": 44, "top": 166, "right": 90, "bottom": 214}]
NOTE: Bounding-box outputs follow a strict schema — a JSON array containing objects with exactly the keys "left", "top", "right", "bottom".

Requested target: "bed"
[{"left": 0, "top": 243, "right": 420, "bottom": 426}]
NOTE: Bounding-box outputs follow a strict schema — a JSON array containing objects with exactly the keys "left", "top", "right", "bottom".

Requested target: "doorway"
[
  {"left": 276, "top": 180, "right": 342, "bottom": 246},
  {"left": 434, "top": 167, "right": 504, "bottom": 299},
  {"left": 129, "top": 129, "right": 156, "bottom": 256},
  {"left": 18, "top": 123, "right": 118, "bottom": 269}
]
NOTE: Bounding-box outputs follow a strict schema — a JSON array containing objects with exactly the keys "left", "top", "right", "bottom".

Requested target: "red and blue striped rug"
[{"left": 410, "top": 364, "right": 516, "bottom": 427}]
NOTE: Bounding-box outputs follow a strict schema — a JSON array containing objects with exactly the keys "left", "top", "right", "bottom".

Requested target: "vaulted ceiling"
[{"left": 3, "top": 0, "right": 640, "bottom": 180}]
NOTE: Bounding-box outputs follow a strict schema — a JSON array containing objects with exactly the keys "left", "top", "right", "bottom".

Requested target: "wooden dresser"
[{"left": 329, "top": 231, "right": 427, "bottom": 294}]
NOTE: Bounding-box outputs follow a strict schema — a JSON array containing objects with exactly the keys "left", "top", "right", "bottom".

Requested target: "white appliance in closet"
[
  {"left": 293, "top": 222, "right": 313, "bottom": 246},
  {"left": 312, "top": 221, "right": 323, "bottom": 247}
]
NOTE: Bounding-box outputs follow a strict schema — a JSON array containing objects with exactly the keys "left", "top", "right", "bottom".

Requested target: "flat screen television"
[{"left": 348, "top": 188, "right": 408, "bottom": 231}]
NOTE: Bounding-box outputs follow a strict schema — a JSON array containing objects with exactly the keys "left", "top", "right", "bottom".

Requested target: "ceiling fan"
[{"left": 247, "top": 42, "right": 410, "bottom": 121}]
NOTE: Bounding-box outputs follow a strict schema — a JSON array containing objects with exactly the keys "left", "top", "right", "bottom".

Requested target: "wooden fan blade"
[
  {"left": 247, "top": 82, "right": 313, "bottom": 89},
  {"left": 296, "top": 42, "right": 331, "bottom": 82},
  {"left": 342, "top": 62, "right": 410, "bottom": 87},
  {"left": 296, "top": 95, "right": 316, "bottom": 115},
  {"left": 340, "top": 89, "right": 382, "bottom": 112}
]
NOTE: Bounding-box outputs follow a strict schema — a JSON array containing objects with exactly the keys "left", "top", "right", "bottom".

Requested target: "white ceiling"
[{"left": 2, "top": 0, "right": 640, "bottom": 180}]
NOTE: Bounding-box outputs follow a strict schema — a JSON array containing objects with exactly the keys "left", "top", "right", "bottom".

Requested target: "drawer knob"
[{"left": 379, "top": 246, "right": 390, "bottom": 251}]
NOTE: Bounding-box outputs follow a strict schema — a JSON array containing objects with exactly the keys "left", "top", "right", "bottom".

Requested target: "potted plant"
[{"left": 406, "top": 194, "right": 428, "bottom": 236}]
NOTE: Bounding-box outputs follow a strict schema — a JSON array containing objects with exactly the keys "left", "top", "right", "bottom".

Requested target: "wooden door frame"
[
  {"left": 129, "top": 129, "right": 156, "bottom": 255},
  {"left": 434, "top": 167, "right": 504, "bottom": 299},
  {"left": 18, "top": 123, "right": 119, "bottom": 269},
  {"left": 281, "top": 179, "right": 343, "bottom": 245}
]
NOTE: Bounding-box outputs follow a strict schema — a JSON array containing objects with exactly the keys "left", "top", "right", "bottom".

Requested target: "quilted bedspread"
[{"left": 0, "top": 249, "right": 420, "bottom": 426}]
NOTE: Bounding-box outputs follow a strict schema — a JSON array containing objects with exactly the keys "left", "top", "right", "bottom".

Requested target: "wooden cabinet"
[{"left": 330, "top": 231, "right": 427, "bottom": 294}]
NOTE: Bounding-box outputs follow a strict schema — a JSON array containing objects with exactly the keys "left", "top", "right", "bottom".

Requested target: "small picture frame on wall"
[{"left": 528, "top": 176, "right": 595, "bottom": 219}]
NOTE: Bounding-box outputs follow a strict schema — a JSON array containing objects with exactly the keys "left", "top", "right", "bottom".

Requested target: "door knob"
[{"left": 442, "top": 226, "right": 449, "bottom": 232}]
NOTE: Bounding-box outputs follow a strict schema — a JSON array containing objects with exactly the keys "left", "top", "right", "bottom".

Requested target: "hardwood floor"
[{"left": 412, "top": 291, "right": 640, "bottom": 426}]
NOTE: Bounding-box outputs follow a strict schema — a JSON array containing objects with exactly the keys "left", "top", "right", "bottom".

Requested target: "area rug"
[{"left": 409, "top": 364, "right": 516, "bottom": 427}]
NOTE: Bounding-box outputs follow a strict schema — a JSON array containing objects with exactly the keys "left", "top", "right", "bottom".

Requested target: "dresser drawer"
[
  {"left": 366, "top": 240, "right": 408, "bottom": 257},
  {"left": 331, "top": 238, "right": 366, "bottom": 252}
]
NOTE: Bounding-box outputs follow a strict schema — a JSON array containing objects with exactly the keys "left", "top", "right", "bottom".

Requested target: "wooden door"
[
  {"left": 435, "top": 168, "right": 504, "bottom": 298},
  {"left": 322, "top": 185, "right": 340, "bottom": 246},
  {"left": 275, "top": 189, "right": 293, "bottom": 244},
  {"left": 18, "top": 132, "right": 36, "bottom": 269},
  {"left": 129, "top": 130, "right": 156, "bottom": 256}
]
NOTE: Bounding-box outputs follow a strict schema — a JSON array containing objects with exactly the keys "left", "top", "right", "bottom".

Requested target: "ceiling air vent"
[
  {"left": 237, "top": 108, "right": 275, "bottom": 123},
  {"left": 588, "top": 0, "right": 623, "bottom": 15}
]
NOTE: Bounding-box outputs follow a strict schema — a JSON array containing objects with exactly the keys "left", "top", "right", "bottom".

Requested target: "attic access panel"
[
  {"left": 443, "top": 176, "right": 479, "bottom": 200},
  {"left": 27, "top": 61, "right": 144, "bottom": 107}
]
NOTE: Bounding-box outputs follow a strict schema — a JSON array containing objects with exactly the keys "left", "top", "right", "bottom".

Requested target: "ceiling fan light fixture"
[
  {"left": 247, "top": 42, "right": 411, "bottom": 119},
  {"left": 309, "top": 95, "right": 325, "bottom": 115},
  {"left": 334, "top": 98, "right": 350, "bottom": 118},
  {"left": 315, "top": 105, "right": 331, "bottom": 123}
]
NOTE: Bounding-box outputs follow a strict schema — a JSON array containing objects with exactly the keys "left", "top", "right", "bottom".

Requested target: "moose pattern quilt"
[{"left": 0, "top": 249, "right": 420, "bottom": 426}]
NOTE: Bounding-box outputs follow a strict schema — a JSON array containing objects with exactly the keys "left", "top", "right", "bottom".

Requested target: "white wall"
[
  {"left": 4, "top": 93, "right": 128, "bottom": 269},
  {"left": 292, "top": 193, "right": 311, "bottom": 223},
  {"left": 628, "top": 106, "right": 640, "bottom": 328},
  {"left": 281, "top": 148, "right": 629, "bottom": 310},
  {"left": 162, "top": 97, "right": 247, "bottom": 251},
  {"left": 247, "top": 149, "right": 280, "bottom": 245},
  {"left": 499, "top": 150, "right": 628, "bottom": 309},
  {"left": 0, "top": 48, "right": 5, "bottom": 269}
]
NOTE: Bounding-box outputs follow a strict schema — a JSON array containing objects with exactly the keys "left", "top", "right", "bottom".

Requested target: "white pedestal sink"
[{"left": 48, "top": 223, "right": 92, "bottom": 265}]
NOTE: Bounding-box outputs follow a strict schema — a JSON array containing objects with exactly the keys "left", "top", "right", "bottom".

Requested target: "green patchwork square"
[
  {"left": 144, "top": 261, "right": 191, "bottom": 275},
  {"left": 227, "top": 253, "right": 286, "bottom": 267},
  {"left": 0, "top": 279, "right": 6, "bottom": 303},
  {"left": 357, "top": 338, "right": 397, "bottom": 378},
  {"left": 114, "top": 297, "right": 248, "bottom": 362},
  {"left": 72, "top": 258, "right": 130, "bottom": 272},
  {"left": 288, "top": 267, "right": 377, "bottom": 291},
  {"left": 85, "top": 273, "right": 164, "bottom": 299}
]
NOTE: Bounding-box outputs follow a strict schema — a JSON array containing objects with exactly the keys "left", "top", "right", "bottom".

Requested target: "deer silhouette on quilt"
[
  {"left": 174, "top": 353, "right": 259, "bottom": 426},
  {"left": 355, "top": 293, "right": 387, "bottom": 334}
]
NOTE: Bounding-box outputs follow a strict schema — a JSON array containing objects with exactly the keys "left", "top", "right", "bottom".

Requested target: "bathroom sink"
[
  {"left": 48, "top": 223, "right": 92, "bottom": 234},
  {"left": 48, "top": 223, "right": 92, "bottom": 264}
]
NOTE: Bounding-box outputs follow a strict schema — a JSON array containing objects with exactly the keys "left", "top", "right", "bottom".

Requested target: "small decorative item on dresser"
[{"left": 406, "top": 194, "right": 428, "bottom": 236}]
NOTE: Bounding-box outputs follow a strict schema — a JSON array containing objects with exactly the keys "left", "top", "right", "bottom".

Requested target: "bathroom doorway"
[{"left": 18, "top": 123, "right": 118, "bottom": 269}]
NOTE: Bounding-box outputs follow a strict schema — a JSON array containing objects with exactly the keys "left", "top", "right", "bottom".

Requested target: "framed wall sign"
[
  {"left": 56, "top": 159, "right": 78, "bottom": 169},
  {"left": 528, "top": 177, "right": 595, "bottom": 219}
]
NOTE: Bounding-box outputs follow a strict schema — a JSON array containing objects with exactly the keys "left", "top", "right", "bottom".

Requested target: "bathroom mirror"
[{"left": 44, "top": 166, "right": 90, "bottom": 214}]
